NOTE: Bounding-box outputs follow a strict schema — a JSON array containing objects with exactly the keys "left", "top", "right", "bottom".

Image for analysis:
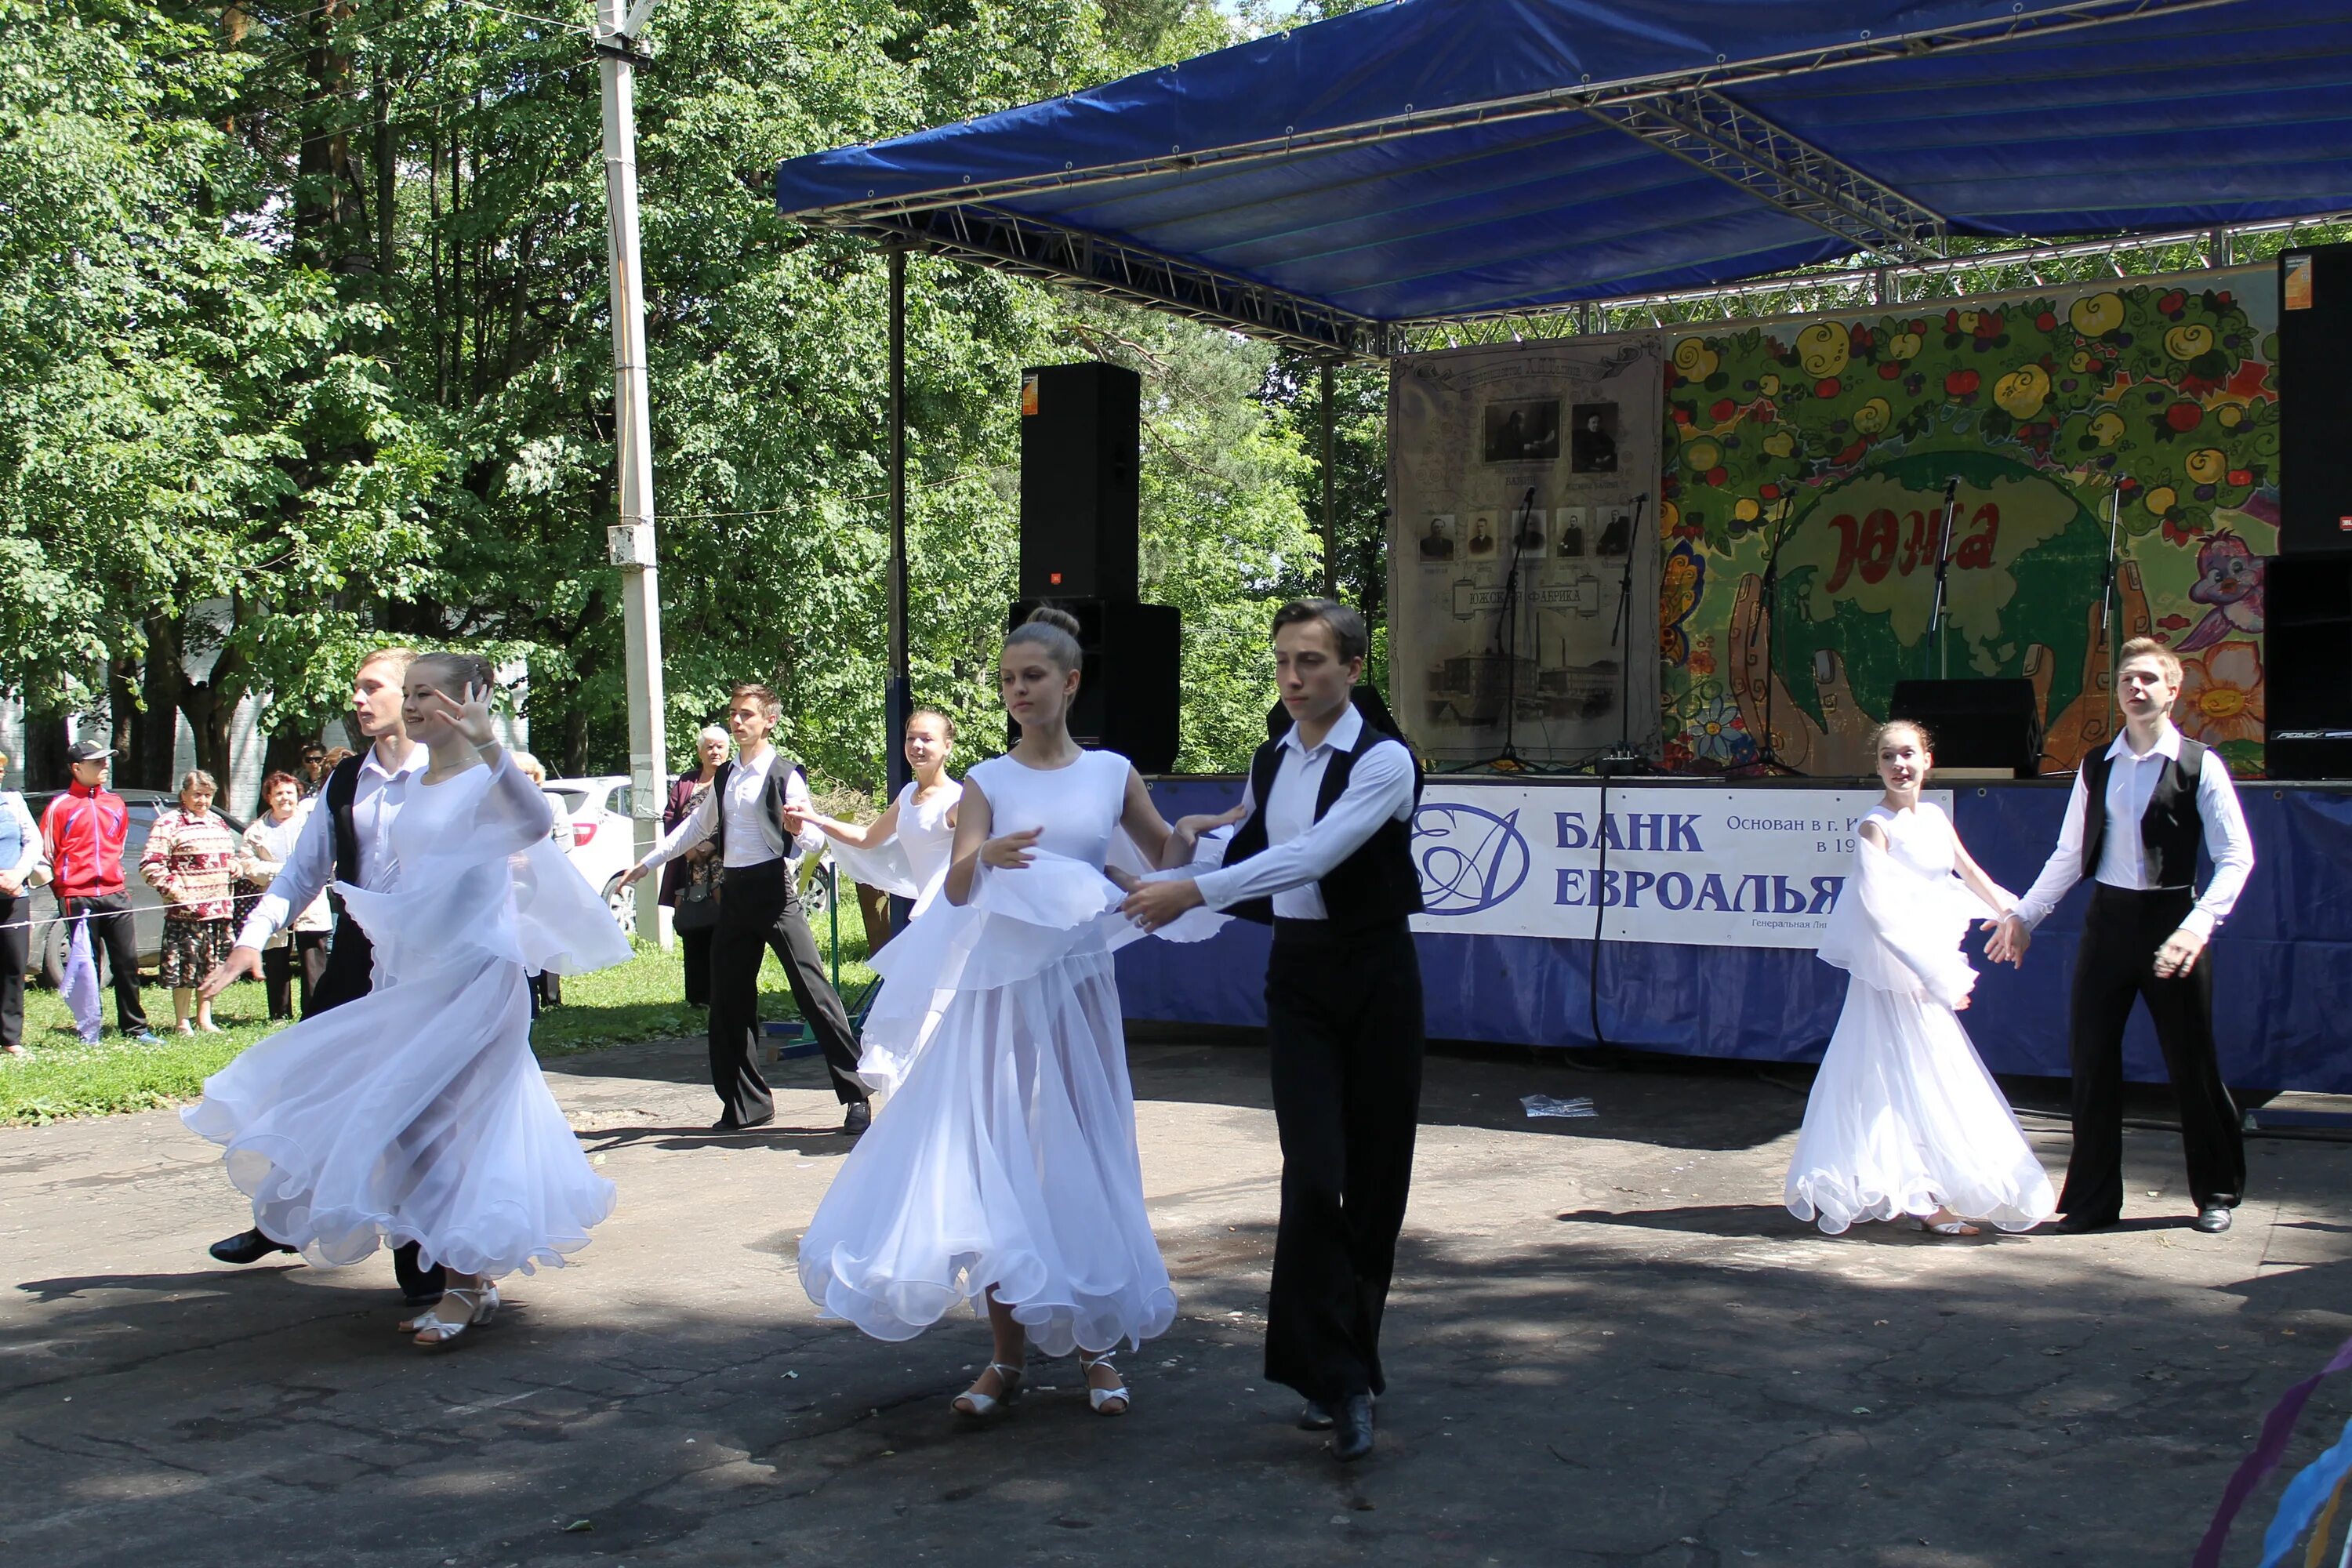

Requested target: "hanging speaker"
[
  {"left": 2265, "top": 557, "right": 2352, "bottom": 779},
  {"left": 2279, "top": 243, "right": 2352, "bottom": 557},
  {"left": 1019, "top": 364, "right": 1141, "bottom": 600}
]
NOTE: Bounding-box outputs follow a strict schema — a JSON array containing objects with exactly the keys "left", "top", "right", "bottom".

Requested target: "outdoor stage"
[{"left": 1124, "top": 775, "right": 2352, "bottom": 1095}]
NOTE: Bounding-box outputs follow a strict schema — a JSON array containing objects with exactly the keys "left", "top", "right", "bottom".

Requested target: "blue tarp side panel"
[
  {"left": 775, "top": 0, "right": 2352, "bottom": 326},
  {"left": 1118, "top": 781, "right": 2352, "bottom": 1094}
]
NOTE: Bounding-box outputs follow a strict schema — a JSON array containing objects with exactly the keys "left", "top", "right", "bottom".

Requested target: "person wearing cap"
[
  {"left": 0, "top": 750, "right": 46, "bottom": 1056},
  {"left": 38, "top": 741, "right": 158, "bottom": 1042}
]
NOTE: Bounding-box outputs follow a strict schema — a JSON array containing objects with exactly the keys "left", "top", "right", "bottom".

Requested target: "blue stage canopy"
[{"left": 774, "top": 0, "right": 2352, "bottom": 352}]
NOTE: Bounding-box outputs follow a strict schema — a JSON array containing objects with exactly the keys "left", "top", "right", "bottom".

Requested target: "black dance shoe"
[
  {"left": 1297, "top": 1399, "right": 1335, "bottom": 1431},
  {"left": 210, "top": 1229, "right": 297, "bottom": 1265},
  {"left": 2194, "top": 1206, "right": 2234, "bottom": 1234},
  {"left": 2053, "top": 1211, "right": 2117, "bottom": 1235},
  {"left": 711, "top": 1110, "right": 775, "bottom": 1133},
  {"left": 1330, "top": 1393, "right": 1375, "bottom": 1462},
  {"left": 843, "top": 1102, "right": 871, "bottom": 1135}
]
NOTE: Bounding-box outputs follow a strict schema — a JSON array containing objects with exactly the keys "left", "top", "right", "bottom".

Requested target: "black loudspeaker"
[
  {"left": 1008, "top": 599, "right": 1181, "bottom": 773},
  {"left": 2280, "top": 243, "right": 2352, "bottom": 557},
  {"left": 1889, "top": 678, "right": 2043, "bottom": 778},
  {"left": 2264, "top": 557, "right": 2352, "bottom": 779},
  {"left": 1020, "top": 364, "right": 1141, "bottom": 600}
]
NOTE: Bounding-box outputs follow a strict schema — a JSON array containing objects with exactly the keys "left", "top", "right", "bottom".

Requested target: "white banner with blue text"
[{"left": 1407, "top": 785, "right": 1953, "bottom": 949}]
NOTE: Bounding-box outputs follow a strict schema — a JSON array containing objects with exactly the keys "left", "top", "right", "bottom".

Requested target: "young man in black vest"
[
  {"left": 619, "top": 683, "right": 868, "bottom": 1134},
  {"left": 1122, "top": 598, "right": 1425, "bottom": 1463},
  {"left": 198, "top": 647, "right": 446, "bottom": 1303},
  {"left": 1989, "top": 637, "right": 2256, "bottom": 1234}
]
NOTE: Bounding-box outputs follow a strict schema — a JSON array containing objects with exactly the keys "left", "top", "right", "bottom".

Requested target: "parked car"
[
  {"left": 542, "top": 775, "right": 639, "bottom": 938},
  {"left": 20, "top": 789, "right": 248, "bottom": 986}
]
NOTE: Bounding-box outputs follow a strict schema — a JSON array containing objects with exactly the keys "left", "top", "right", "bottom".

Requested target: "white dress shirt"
[
  {"left": 640, "top": 746, "right": 825, "bottom": 871},
  {"left": 241, "top": 804, "right": 333, "bottom": 937},
  {"left": 235, "top": 742, "right": 430, "bottom": 949},
  {"left": 0, "top": 790, "right": 43, "bottom": 885},
  {"left": 2010, "top": 720, "right": 2254, "bottom": 941},
  {"left": 1192, "top": 705, "right": 1417, "bottom": 920}
]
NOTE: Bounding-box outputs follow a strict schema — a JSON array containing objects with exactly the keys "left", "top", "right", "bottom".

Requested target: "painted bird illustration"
[{"left": 2175, "top": 531, "right": 2264, "bottom": 653}]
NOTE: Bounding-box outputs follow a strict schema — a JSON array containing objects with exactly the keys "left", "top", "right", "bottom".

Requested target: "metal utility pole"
[
  {"left": 1319, "top": 360, "right": 1338, "bottom": 600},
  {"left": 886, "top": 245, "right": 911, "bottom": 801},
  {"left": 597, "top": 0, "right": 668, "bottom": 944}
]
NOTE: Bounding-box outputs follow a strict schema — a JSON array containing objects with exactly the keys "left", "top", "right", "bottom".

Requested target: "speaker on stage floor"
[
  {"left": 1009, "top": 598, "right": 1181, "bottom": 773},
  {"left": 1888, "top": 678, "right": 2043, "bottom": 779},
  {"left": 2264, "top": 557, "right": 2352, "bottom": 779},
  {"left": 2280, "top": 242, "right": 2352, "bottom": 557},
  {"left": 1020, "top": 363, "right": 1141, "bottom": 601}
]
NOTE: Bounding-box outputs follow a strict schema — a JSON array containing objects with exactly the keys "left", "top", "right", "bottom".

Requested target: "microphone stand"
[
  {"left": 1598, "top": 494, "right": 1649, "bottom": 775},
  {"left": 1469, "top": 488, "right": 1538, "bottom": 774},
  {"left": 1733, "top": 492, "right": 1803, "bottom": 777},
  {"left": 2096, "top": 484, "right": 2123, "bottom": 731},
  {"left": 1923, "top": 477, "right": 1959, "bottom": 680}
]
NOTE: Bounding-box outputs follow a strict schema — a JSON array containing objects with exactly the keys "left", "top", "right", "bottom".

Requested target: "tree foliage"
[{"left": 1, "top": 0, "right": 1384, "bottom": 799}]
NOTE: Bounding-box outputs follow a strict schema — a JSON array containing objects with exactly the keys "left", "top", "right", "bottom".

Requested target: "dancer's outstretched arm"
[
  {"left": 791, "top": 796, "right": 901, "bottom": 851},
  {"left": 1987, "top": 768, "right": 2092, "bottom": 965}
]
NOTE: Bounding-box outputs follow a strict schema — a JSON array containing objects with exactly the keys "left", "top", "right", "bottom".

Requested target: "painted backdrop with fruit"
[{"left": 1655, "top": 267, "right": 2278, "bottom": 779}]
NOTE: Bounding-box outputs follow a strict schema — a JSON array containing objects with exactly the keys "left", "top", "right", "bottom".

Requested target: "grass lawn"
[{"left": 0, "top": 913, "right": 877, "bottom": 1126}]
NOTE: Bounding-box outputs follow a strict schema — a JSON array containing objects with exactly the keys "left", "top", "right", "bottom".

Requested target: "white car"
[{"left": 543, "top": 775, "right": 640, "bottom": 937}]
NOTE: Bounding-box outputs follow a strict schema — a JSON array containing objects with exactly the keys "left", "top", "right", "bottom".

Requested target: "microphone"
[{"left": 1944, "top": 476, "right": 1958, "bottom": 501}]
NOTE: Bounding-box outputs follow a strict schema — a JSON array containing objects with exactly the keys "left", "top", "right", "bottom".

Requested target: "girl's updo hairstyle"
[
  {"left": 413, "top": 650, "right": 495, "bottom": 692},
  {"left": 1867, "top": 718, "right": 1934, "bottom": 757},
  {"left": 909, "top": 705, "right": 957, "bottom": 742},
  {"left": 1005, "top": 604, "right": 1083, "bottom": 673}
]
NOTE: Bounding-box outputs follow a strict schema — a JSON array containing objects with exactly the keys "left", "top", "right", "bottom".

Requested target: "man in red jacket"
[{"left": 40, "top": 741, "right": 157, "bottom": 1042}]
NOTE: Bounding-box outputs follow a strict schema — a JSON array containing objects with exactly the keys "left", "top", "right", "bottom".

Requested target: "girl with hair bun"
[
  {"left": 1785, "top": 719, "right": 2056, "bottom": 1237},
  {"left": 797, "top": 606, "right": 1225, "bottom": 1421}
]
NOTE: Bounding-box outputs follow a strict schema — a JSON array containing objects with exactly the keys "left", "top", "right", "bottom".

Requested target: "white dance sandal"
[
  {"left": 405, "top": 1284, "right": 499, "bottom": 1348},
  {"left": 952, "top": 1362, "right": 1025, "bottom": 1418},
  {"left": 1079, "top": 1352, "right": 1130, "bottom": 1417},
  {"left": 1911, "top": 1214, "right": 1982, "bottom": 1237}
]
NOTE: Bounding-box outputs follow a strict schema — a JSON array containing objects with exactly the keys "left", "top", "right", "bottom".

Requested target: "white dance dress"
[
  {"left": 824, "top": 780, "right": 964, "bottom": 1094},
  {"left": 797, "top": 749, "right": 1218, "bottom": 1356},
  {"left": 1784, "top": 802, "right": 2056, "bottom": 1235},
  {"left": 823, "top": 779, "right": 962, "bottom": 918},
  {"left": 183, "top": 753, "right": 633, "bottom": 1278}
]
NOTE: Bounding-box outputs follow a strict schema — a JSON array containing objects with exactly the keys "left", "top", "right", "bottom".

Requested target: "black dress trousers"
[
  {"left": 1263, "top": 918, "right": 1425, "bottom": 1404},
  {"left": 706, "top": 858, "right": 866, "bottom": 1125},
  {"left": 2059, "top": 884, "right": 2246, "bottom": 1225}
]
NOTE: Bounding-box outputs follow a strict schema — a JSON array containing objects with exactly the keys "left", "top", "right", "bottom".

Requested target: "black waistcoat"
[
  {"left": 707, "top": 753, "right": 804, "bottom": 865},
  {"left": 2079, "top": 735, "right": 2209, "bottom": 888},
  {"left": 324, "top": 752, "right": 366, "bottom": 883},
  {"left": 1223, "top": 700, "right": 1424, "bottom": 931}
]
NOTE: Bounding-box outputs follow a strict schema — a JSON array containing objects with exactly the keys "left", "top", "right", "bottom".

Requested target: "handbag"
[{"left": 671, "top": 858, "right": 722, "bottom": 931}]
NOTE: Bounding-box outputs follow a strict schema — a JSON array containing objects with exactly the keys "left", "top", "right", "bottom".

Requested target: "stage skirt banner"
[
  {"left": 1388, "top": 337, "right": 1665, "bottom": 769},
  {"left": 1408, "top": 784, "right": 1952, "bottom": 949}
]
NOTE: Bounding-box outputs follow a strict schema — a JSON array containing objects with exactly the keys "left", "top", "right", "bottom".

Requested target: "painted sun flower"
[{"left": 2173, "top": 641, "right": 2263, "bottom": 747}]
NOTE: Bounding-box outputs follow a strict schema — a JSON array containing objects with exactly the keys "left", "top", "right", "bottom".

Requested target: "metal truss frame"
[
  {"left": 842, "top": 205, "right": 1381, "bottom": 357},
  {"left": 1384, "top": 209, "right": 2352, "bottom": 354},
  {"left": 1585, "top": 88, "right": 1945, "bottom": 263}
]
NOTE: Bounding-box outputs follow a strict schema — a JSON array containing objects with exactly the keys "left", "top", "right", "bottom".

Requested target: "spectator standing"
[
  {"left": 143, "top": 770, "right": 244, "bottom": 1034},
  {"left": 662, "top": 726, "right": 730, "bottom": 1008},
  {"left": 512, "top": 751, "right": 569, "bottom": 1011},
  {"left": 39, "top": 741, "right": 158, "bottom": 1042},
  {"left": 0, "top": 752, "right": 46, "bottom": 1056},
  {"left": 296, "top": 742, "right": 330, "bottom": 799},
  {"left": 240, "top": 770, "right": 331, "bottom": 1020}
]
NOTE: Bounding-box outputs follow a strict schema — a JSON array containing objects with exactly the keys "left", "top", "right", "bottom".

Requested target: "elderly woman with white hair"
[{"left": 661, "top": 724, "right": 731, "bottom": 1007}]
